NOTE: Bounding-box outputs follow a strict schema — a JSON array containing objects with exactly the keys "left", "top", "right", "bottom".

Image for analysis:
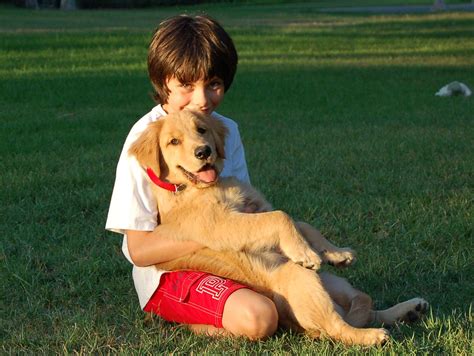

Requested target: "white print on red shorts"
[{"left": 195, "top": 276, "right": 229, "bottom": 300}]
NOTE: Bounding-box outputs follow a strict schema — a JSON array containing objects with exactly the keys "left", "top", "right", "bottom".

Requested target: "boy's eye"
[
  {"left": 197, "top": 127, "right": 206, "bottom": 134},
  {"left": 209, "top": 80, "right": 223, "bottom": 89},
  {"left": 170, "top": 138, "right": 180, "bottom": 145},
  {"left": 180, "top": 83, "right": 192, "bottom": 89}
]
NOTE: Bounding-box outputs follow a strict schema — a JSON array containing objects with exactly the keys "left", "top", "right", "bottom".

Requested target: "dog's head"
[{"left": 129, "top": 110, "right": 228, "bottom": 189}]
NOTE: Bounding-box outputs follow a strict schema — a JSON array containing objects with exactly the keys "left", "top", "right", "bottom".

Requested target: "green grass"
[{"left": 1, "top": 2, "right": 473, "bottom": 354}]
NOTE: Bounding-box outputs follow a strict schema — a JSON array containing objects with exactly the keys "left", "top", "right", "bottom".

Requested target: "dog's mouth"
[{"left": 178, "top": 164, "right": 218, "bottom": 185}]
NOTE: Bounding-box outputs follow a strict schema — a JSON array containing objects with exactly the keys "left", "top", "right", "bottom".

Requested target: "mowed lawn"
[{"left": 0, "top": 2, "right": 473, "bottom": 354}]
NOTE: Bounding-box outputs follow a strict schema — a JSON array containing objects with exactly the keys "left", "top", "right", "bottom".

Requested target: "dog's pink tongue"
[{"left": 196, "top": 167, "right": 217, "bottom": 183}]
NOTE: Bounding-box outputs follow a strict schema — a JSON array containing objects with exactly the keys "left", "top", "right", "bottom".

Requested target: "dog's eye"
[
  {"left": 197, "top": 127, "right": 206, "bottom": 134},
  {"left": 170, "top": 138, "right": 180, "bottom": 145}
]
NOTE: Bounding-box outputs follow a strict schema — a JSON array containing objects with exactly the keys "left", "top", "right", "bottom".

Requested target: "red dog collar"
[{"left": 146, "top": 168, "right": 185, "bottom": 193}]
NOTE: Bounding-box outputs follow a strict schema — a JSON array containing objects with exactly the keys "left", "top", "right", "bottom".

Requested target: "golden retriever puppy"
[{"left": 129, "top": 110, "right": 428, "bottom": 346}]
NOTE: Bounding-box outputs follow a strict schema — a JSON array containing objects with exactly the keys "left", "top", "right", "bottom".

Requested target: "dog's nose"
[{"left": 195, "top": 145, "right": 211, "bottom": 160}]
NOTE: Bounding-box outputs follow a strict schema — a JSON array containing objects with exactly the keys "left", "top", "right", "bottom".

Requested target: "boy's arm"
[{"left": 126, "top": 228, "right": 204, "bottom": 267}]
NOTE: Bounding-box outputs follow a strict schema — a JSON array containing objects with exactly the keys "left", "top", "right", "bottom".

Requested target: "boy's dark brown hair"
[{"left": 148, "top": 15, "right": 238, "bottom": 104}]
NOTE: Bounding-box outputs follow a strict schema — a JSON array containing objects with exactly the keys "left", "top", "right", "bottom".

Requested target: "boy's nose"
[{"left": 191, "top": 87, "right": 210, "bottom": 111}]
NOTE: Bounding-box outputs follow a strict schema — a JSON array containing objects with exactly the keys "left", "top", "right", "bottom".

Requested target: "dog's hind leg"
[
  {"left": 319, "top": 272, "right": 429, "bottom": 327},
  {"left": 319, "top": 272, "right": 373, "bottom": 328},
  {"left": 272, "top": 263, "right": 389, "bottom": 346},
  {"left": 297, "top": 222, "right": 356, "bottom": 268},
  {"left": 371, "top": 298, "right": 429, "bottom": 325}
]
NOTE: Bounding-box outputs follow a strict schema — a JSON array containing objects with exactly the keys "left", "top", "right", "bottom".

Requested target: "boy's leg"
[
  {"left": 221, "top": 288, "right": 278, "bottom": 339},
  {"left": 187, "top": 324, "right": 230, "bottom": 337},
  {"left": 144, "top": 271, "right": 278, "bottom": 340},
  {"left": 189, "top": 289, "right": 278, "bottom": 339}
]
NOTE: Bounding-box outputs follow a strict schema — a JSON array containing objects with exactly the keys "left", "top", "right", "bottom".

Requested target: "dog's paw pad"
[
  {"left": 398, "top": 298, "right": 429, "bottom": 324},
  {"left": 415, "top": 300, "right": 429, "bottom": 313},
  {"left": 406, "top": 310, "right": 419, "bottom": 322}
]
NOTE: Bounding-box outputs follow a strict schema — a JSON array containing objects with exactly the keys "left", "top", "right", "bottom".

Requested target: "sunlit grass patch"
[{"left": 234, "top": 12, "right": 474, "bottom": 67}]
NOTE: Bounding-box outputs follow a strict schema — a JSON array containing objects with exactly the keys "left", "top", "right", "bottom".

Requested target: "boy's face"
[{"left": 163, "top": 76, "right": 225, "bottom": 115}]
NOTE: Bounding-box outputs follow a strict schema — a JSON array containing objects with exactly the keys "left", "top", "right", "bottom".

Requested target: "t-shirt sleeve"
[
  {"left": 229, "top": 124, "right": 251, "bottom": 184},
  {"left": 105, "top": 146, "right": 158, "bottom": 235},
  {"left": 214, "top": 114, "right": 251, "bottom": 184}
]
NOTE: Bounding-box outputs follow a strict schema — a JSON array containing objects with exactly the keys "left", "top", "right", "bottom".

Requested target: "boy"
[{"left": 106, "top": 15, "right": 278, "bottom": 339}]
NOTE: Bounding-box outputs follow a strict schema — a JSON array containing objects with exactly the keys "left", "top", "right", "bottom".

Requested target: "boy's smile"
[{"left": 163, "top": 76, "right": 225, "bottom": 115}]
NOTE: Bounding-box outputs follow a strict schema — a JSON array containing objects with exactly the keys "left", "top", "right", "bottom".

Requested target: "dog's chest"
[
  {"left": 187, "top": 186, "right": 246, "bottom": 211},
  {"left": 155, "top": 181, "right": 247, "bottom": 217}
]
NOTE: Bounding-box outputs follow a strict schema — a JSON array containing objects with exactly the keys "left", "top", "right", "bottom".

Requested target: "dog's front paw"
[
  {"left": 323, "top": 247, "right": 356, "bottom": 268},
  {"left": 360, "top": 328, "right": 390, "bottom": 346},
  {"left": 296, "top": 250, "right": 322, "bottom": 270},
  {"left": 284, "top": 244, "right": 322, "bottom": 270}
]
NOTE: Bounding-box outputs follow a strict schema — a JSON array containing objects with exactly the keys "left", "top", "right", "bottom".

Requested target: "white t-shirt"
[{"left": 106, "top": 105, "right": 250, "bottom": 309}]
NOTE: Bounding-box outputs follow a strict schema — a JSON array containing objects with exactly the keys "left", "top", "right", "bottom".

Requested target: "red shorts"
[{"left": 144, "top": 271, "right": 248, "bottom": 328}]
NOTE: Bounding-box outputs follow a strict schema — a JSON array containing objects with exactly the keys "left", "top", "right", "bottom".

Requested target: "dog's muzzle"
[{"left": 195, "top": 145, "right": 212, "bottom": 160}]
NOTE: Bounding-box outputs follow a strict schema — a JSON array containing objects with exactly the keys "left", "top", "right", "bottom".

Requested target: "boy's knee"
[
  {"left": 239, "top": 297, "right": 279, "bottom": 340},
  {"left": 223, "top": 289, "right": 279, "bottom": 340}
]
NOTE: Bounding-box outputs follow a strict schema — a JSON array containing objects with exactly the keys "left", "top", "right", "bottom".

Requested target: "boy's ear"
[
  {"left": 128, "top": 120, "right": 164, "bottom": 175},
  {"left": 209, "top": 117, "right": 228, "bottom": 159}
]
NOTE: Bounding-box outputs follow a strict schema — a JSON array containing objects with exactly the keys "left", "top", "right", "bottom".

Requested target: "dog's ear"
[
  {"left": 128, "top": 120, "right": 164, "bottom": 175},
  {"left": 208, "top": 118, "right": 228, "bottom": 159}
]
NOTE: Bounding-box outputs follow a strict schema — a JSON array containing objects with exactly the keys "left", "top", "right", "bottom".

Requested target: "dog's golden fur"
[{"left": 129, "top": 110, "right": 428, "bottom": 345}]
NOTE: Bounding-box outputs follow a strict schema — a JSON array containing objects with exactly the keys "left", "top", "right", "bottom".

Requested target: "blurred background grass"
[{"left": 0, "top": 1, "right": 472, "bottom": 353}]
